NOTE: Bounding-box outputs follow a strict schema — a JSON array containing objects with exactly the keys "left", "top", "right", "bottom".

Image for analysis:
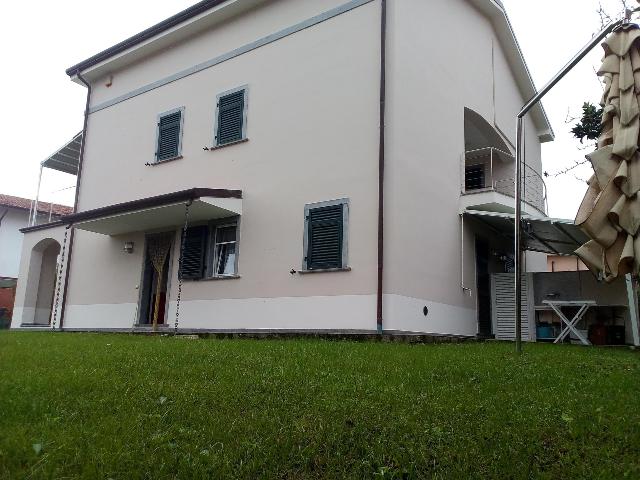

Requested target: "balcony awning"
[
  {"left": 42, "top": 132, "right": 83, "bottom": 175},
  {"left": 62, "top": 188, "right": 242, "bottom": 235},
  {"left": 463, "top": 210, "right": 589, "bottom": 255}
]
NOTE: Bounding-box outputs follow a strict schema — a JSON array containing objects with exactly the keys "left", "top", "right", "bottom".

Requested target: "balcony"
[{"left": 462, "top": 147, "right": 547, "bottom": 215}]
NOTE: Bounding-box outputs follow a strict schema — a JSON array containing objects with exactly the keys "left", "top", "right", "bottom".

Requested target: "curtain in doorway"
[{"left": 147, "top": 233, "right": 173, "bottom": 330}]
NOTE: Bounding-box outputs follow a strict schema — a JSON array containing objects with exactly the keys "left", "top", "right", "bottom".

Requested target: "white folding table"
[{"left": 542, "top": 300, "right": 596, "bottom": 346}]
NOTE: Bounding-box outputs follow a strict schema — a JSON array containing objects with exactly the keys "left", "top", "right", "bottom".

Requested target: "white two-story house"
[{"left": 11, "top": 0, "right": 555, "bottom": 336}]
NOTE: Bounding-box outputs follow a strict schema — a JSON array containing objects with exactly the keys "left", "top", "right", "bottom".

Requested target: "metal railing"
[
  {"left": 463, "top": 147, "right": 548, "bottom": 214},
  {"left": 27, "top": 185, "right": 76, "bottom": 226}
]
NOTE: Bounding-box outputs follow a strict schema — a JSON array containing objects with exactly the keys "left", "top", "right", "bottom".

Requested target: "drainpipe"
[
  {"left": 376, "top": 0, "right": 387, "bottom": 334},
  {"left": 59, "top": 71, "right": 92, "bottom": 329}
]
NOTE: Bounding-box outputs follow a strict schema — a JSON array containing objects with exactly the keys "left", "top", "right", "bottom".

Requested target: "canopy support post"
[
  {"left": 625, "top": 274, "right": 640, "bottom": 347},
  {"left": 514, "top": 18, "right": 622, "bottom": 353},
  {"left": 30, "top": 165, "right": 44, "bottom": 226}
]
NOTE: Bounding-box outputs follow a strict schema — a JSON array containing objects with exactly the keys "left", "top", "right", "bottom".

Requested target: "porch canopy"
[
  {"left": 62, "top": 188, "right": 242, "bottom": 235},
  {"left": 463, "top": 209, "right": 589, "bottom": 255},
  {"left": 42, "top": 132, "right": 83, "bottom": 175}
]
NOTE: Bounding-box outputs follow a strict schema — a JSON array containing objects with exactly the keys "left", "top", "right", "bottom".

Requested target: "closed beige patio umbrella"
[{"left": 576, "top": 23, "right": 640, "bottom": 282}]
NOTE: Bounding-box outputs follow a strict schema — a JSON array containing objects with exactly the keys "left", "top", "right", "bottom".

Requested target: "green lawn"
[{"left": 0, "top": 332, "right": 638, "bottom": 479}]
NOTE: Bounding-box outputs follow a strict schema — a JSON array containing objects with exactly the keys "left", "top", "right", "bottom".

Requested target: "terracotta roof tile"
[{"left": 0, "top": 194, "right": 73, "bottom": 217}]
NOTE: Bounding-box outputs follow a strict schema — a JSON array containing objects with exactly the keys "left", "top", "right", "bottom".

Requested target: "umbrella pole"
[{"left": 514, "top": 18, "right": 623, "bottom": 353}]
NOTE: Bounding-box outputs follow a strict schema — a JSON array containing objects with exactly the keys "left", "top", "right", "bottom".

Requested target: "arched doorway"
[{"left": 23, "top": 238, "right": 61, "bottom": 325}]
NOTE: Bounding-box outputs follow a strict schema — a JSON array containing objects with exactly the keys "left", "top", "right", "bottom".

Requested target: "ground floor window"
[
  {"left": 211, "top": 223, "right": 238, "bottom": 276},
  {"left": 180, "top": 218, "right": 240, "bottom": 280},
  {"left": 303, "top": 199, "right": 349, "bottom": 271}
]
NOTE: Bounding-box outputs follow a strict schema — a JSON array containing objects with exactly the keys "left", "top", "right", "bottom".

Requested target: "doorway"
[
  {"left": 139, "top": 233, "right": 173, "bottom": 327},
  {"left": 21, "top": 238, "right": 61, "bottom": 326},
  {"left": 476, "top": 237, "right": 493, "bottom": 337}
]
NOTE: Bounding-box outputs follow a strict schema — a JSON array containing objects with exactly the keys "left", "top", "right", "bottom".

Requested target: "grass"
[{"left": 0, "top": 332, "right": 638, "bottom": 479}]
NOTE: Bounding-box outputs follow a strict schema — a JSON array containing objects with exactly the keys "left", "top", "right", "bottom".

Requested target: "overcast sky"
[{"left": 0, "top": 0, "right": 631, "bottom": 217}]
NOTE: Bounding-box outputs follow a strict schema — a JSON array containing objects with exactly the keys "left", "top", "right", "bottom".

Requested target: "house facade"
[{"left": 11, "top": 0, "right": 554, "bottom": 335}]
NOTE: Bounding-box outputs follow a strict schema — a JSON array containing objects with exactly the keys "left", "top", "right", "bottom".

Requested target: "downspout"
[
  {"left": 59, "top": 71, "right": 92, "bottom": 328},
  {"left": 376, "top": 0, "right": 387, "bottom": 334}
]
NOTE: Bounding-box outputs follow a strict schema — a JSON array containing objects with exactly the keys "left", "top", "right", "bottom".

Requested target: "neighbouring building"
[
  {"left": 547, "top": 254, "right": 588, "bottom": 273},
  {"left": 0, "top": 194, "right": 72, "bottom": 326},
  {"left": 12, "top": 0, "right": 563, "bottom": 335}
]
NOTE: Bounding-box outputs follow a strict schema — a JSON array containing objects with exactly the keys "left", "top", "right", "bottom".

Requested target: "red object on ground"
[
  {"left": 0, "top": 284, "right": 17, "bottom": 320},
  {"left": 589, "top": 324, "right": 607, "bottom": 346}
]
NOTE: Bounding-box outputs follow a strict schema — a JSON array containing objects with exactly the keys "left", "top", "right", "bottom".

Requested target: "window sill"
[
  {"left": 298, "top": 267, "right": 351, "bottom": 274},
  {"left": 208, "top": 138, "right": 248, "bottom": 151},
  {"left": 148, "top": 155, "right": 183, "bottom": 166},
  {"left": 186, "top": 275, "right": 241, "bottom": 282}
]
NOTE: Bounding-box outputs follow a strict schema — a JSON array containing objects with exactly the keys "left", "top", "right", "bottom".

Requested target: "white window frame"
[{"left": 206, "top": 218, "right": 240, "bottom": 278}]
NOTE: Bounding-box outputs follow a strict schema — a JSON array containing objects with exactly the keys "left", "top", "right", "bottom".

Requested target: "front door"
[
  {"left": 139, "top": 233, "right": 173, "bottom": 327},
  {"left": 475, "top": 238, "right": 492, "bottom": 337}
]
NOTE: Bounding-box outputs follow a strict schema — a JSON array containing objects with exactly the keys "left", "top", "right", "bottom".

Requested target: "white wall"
[
  {"left": 64, "top": 1, "right": 382, "bottom": 331},
  {"left": 0, "top": 208, "right": 29, "bottom": 278},
  {"left": 383, "top": 0, "right": 546, "bottom": 334}
]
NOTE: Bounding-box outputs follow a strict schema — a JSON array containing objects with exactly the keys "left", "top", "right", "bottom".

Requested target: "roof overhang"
[
  {"left": 467, "top": 0, "right": 555, "bottom": 142},
  {"left": 66, "top": 0, "right": 267, "bottom": 83},
  {"left": 41, "top": 132, "right": 82, "bottom": 175},
  {"left": 65, "top": 0, "right": 553, "bottom": 143},
  {"left": 463, "top": 209, "right": 588, "bottom": 255},
  {"left": 62, "top": 188, "right": 242, "bottom": 236}
]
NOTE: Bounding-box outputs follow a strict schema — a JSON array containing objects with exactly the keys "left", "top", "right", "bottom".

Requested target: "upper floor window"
[
  {"left": 215, "top": 87, "right": 248, "bottom": 147},
  {"left": 155, "top": 107, "right": 184, "bottom": 162},
  {"left": 303, "top": 199, "right": 349, "bottom": 271}
]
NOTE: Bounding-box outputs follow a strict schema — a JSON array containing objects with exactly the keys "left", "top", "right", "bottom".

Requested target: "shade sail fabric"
[{"left": 576, "top": 23, "right": 640, "bottom": 282}]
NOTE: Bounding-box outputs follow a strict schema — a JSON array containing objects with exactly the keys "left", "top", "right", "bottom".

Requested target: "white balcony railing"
[{"left": 463, "top": 147, "right": 547, "bottom": 214}]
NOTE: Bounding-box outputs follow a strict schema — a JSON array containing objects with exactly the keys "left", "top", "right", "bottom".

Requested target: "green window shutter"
[
  {"left": 180, "top": 225, "right": 208, "bottom": 280},
  {"left": 307, "top": 204, "right": 344, "bottom": 270},
  {"left": 156, "top": 110, "right": 182, "bottom": 161},
  {"left": 216, "top": 90, "right": 245, "bottom": 146}
]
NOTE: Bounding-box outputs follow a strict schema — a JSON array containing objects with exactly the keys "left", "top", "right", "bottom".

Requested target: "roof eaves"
[
  {"left": 499, "top": 8, "right": 555, "bottom": 141},
  {"left": 20, "top": 220, "right": 67, "bottom": 234},
  {"left": 473, "top": 0, "right": 555, "bottom": 141},
  {"left": 65, "top": 0, "right": 228, "bottom": 77}
]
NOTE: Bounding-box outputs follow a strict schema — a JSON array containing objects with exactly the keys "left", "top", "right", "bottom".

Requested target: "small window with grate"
[
  {"left": 465, "top": 164, "right": 486, "bottom": 191},
  {"left": 155, "top": 108, "right": 184, "bottom": 162},
  {"left": 215, "top": 87, "right": 247, "bottom": 146},
  {"left": 303, "top": 199, "right": 349, "bottom": 271}
]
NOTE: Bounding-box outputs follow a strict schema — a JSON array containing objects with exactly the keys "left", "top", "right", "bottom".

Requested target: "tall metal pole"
[
  {"left": 515, "top": 117, "right": 524, "bottom": 353},
  {"left": 30, "top": 164, "right": 44, "bottom": 226},
  {"left": 514, "top": 18, "right": 622, "bottom": 352}
]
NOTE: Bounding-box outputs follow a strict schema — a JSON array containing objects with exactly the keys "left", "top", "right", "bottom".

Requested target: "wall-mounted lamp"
[{"left": 123, "top": 241, "right": 134, "bottom": 254}]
